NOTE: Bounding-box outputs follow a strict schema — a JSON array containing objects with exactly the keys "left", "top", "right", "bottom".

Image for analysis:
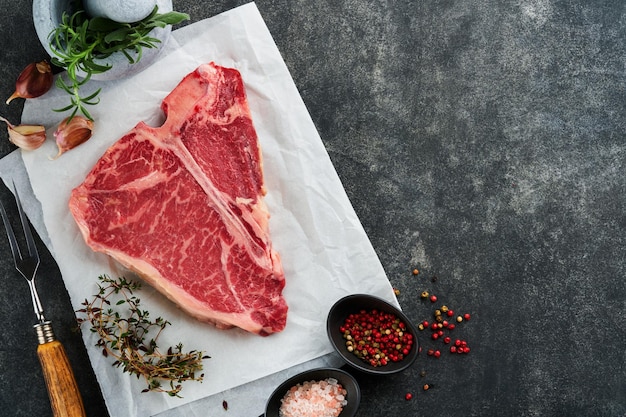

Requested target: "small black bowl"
[
  {"left": 326, "top": 294, "right": 419, "bottom": 375},
  {"left": 264, "top": 367, "right": 360, "bottom": 417}
]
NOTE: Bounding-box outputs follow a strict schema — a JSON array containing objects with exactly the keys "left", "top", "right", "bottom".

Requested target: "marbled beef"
[{"left": 69, "top": 63, "right": 287, "bottom": 336}]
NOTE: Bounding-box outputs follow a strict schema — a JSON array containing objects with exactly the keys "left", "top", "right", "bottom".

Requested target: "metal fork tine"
[
  {"left": 1, "top": 185, "right": 85, "bottom": 416},
  {"left": 13, "top": 183, "right": 39, "bottom": 262},
  {"left": 0, "top": 199, "right": 22, "bottom": 265},
  {"left": 2, "top": 181, "right": 45, "bottom": 322}
]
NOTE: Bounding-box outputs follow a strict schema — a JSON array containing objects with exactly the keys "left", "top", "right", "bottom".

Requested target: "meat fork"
[{"left": 0, "top": 184, "right": 86, "bottom": 417}]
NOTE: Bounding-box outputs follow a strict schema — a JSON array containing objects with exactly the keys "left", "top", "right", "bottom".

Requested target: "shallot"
[{"left": 6, "top": 61, "right": 53, "bottom": 104}]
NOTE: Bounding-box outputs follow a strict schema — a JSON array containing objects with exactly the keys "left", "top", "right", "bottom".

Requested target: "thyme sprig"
[
  {"left": 76, "top": 275, "right": 209, "bottom": 397},
  {"left": 49, "top": 5, "right": 189, "bottom": 120}
]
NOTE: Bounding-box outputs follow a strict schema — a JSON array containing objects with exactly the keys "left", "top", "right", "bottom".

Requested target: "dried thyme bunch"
[{"left": 76, "top": 275, "right": 209, "bottom": 397}]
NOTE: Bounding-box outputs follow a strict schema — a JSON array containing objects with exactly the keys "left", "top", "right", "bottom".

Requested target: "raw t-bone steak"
[{"left": 69, "top": 63, "right": 287, "bottom": 336}]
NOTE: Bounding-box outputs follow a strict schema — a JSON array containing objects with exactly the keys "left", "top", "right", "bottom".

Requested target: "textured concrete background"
[{"left": 0, "top": 1, "right": 625, "bottom": 416}]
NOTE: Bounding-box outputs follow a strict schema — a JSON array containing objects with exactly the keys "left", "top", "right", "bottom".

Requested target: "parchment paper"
[{"left": 13, "top": 3, "right": 396, "bottom": 416}]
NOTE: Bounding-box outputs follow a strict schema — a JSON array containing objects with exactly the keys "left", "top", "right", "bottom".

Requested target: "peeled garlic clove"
[
  {"left": 0, "top": 116, "right": 46, "bottom": 151},
  {"left": 51, "top": 116, "right": 94, "bottom": 159},
  {"left": 6, "top": 60, "right": 54, "bottom": 104}
]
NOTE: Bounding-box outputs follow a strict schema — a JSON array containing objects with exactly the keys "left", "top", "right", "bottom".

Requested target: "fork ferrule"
[{"left": 34, "top": 321, "right": 56, "bottom": 344}]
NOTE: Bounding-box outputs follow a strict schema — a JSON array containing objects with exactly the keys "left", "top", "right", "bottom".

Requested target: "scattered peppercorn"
[
  {"left": 405, "top": 392, "right": 413, "bottom": 400},
  {"left": 431, "top": 275, "right": 438, "bottom": 282},
  {"left": 394, "top": 288, "right": 401, "bottom": 296},
  {"left": 222, "top": 400, "right": 228, "bottom": 410},
  {"left": 409, "top": 267, "right": 474, "bottom": 400},
  {"left": 412, "top": 268, "right": 419, "bottom": 275}
]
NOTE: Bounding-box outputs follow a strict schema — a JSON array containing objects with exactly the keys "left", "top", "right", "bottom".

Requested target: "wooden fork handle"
[{"left": 37, "top": 339, "right": 86, "bottom": 417}]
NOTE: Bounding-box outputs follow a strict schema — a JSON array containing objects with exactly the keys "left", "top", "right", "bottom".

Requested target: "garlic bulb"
[
  {"left": 6, "top": 61, "right": 54, "bottom": 104},
  {"left": 0, "top": 116, "right": 46, "bottom": 151},
  {"left": 51, "top": 116, "right": 94, "bottom": 159}
]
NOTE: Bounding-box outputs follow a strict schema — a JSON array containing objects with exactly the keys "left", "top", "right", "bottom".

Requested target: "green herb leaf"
[
  {"left": 154, "top": 12, "right": 190, "bottom": 26},
  {"left": 104, "top": 28, "right": 132, "bottom": 44},
  {"left": 49, "top": 5, "right": 190, "bottom": 120},
  {"left": 88, "top": 17, "right": 127, "bottom": 33}
]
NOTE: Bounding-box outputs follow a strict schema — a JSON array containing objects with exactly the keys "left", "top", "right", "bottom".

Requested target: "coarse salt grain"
[{"left": 279, "top": 377, "right": 348, "bottom": 417}]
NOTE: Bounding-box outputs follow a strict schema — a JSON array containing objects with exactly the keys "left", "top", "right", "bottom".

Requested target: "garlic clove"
[
  {"left": 0, "top": 116, "right": 47, "bottom": 151},
  {"left": 6, "top": 60, "right": 54, "bottom": 104},
  {"left": 51, "top": 116, "right": 94, "bottom": 159}
]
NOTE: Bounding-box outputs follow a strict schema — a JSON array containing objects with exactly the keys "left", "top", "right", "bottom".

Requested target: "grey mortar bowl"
[{"left": 32, "top": 0, "right": 173, "bottom": 81}]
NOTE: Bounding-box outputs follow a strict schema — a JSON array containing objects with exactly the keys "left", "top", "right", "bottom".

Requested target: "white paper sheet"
[{"left": 15, "top": 3, "right": 396, "bottom": 417}]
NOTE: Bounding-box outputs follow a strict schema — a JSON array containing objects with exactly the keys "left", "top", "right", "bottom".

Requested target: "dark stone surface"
[{"left": 1, "top": 1, "right": 625, "bottom": 416}]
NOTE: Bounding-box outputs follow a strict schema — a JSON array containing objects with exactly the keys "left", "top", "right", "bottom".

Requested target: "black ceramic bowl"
[
  {"left": 264, "top": 367, "right": 360, "bottom": 417},
  {"left": 326, "top": 294, "right": 419, "bottom": 375}
]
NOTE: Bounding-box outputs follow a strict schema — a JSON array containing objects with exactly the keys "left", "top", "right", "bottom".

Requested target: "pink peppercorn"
[{"left": 341, "top": 308, "right": 414, "bottom": 367}]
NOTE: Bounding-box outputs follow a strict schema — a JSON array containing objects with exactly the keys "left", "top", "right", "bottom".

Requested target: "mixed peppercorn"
[
  {"left": 418, "top": 291, "right": 472, "bottom": 356},
  {"left": 403, "top": 268, "right": 474, "bottom": 402},
  {"left": 338, "top": 267, "right": 474, "bottom": 404},
  {"left": 341, "top": 309, "right": 414, "bottom": 367}
]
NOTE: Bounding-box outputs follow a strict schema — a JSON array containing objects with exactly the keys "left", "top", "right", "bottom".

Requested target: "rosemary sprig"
[
  {"left": 49, "top": 5, "right": 189, "bottom": 120},
  {"left": 76, "top": 275, "right": 209, "bottom": 397}
]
